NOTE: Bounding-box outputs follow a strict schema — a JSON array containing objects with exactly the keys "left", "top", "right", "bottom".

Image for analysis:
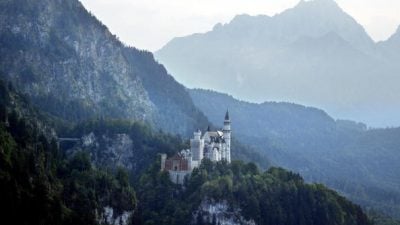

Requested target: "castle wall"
[
  {"left": 160, "top": 154, "right": 167, "bottom": 171},
  {"left": 168, "top": 170, "right": 191, "bottom": 184},
  {"left": 164, "top": 157, "right": 189, "bottom": 171},
  {"left": 191, "top": 138, "right": 204, "bottom": 161}
]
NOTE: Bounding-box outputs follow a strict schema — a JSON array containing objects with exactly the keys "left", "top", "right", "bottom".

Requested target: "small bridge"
[{"left": 58, "top": 138, "right": 81, "bottom": 142}]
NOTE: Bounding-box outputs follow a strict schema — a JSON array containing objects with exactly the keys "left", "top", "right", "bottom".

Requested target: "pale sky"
[{"left": 79, "top": 0, "right": 400, "bottom": 52}]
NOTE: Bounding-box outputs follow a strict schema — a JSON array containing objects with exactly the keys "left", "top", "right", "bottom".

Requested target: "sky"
[{"left": 79, "top": 0, "right": 400, "bottom": 52}]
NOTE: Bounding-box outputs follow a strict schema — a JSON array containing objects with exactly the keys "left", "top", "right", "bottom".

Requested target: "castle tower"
[
  {"left": 190, "top": 129, "right": 204, "bottom": 161},
  {"left": 161, "top": 154, "right": 167, "bottom": 171},
  {"left": 223, "top": 110, "right": 231, "bottom": 163}
]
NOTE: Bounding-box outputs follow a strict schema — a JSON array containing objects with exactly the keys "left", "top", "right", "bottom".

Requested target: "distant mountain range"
[
  {"left": 190, "top": 88, "right": 400, "bottom": 219},
  {"left": 155, "top": 0, "right": 400, "bottom": 127}
]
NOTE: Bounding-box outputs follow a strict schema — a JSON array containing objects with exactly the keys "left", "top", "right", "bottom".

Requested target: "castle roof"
[{"left": 206, "top": 131, "right": 223, "bottom": 137}]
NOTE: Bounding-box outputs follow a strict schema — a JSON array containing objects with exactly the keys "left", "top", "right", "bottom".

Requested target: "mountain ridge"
[{"left": 155, "top": 0, "right": 400, "bottom": 127}]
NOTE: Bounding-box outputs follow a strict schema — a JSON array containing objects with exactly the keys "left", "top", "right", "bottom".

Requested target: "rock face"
[
  {"left": 100, "top": 206, "right": 133, "bottom": 225},
  {"left": 0, "top": 0, "right": 208, "bottom": 136},
  {"left": 155, "top": 0, "right": 400, "bottom": 127},
  {"left": 193, "top": 200, "right": 255, "bottom": 225},
  {"left": 0, "top": 0, "right": 152, "bottom": 121},
  {"left": 79, "top": 132, "right": 136, "bottom": 170}
]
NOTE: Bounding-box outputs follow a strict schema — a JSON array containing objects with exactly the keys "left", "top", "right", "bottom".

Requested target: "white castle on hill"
[{"left": 161, "top": 110, "right": 231, "bottom": 184}]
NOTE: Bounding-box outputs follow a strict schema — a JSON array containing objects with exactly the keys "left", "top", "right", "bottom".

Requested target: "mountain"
[
  {"left": 189, "top": 88, "right": 400, "bottom": 219},
  {"left": 155, "top": 0, "right": 400, "bottom": 127},
  {"left": 0, "top": 0, "right": 392, "bottom": 224},
  {"left": 0, "top": 80, "right": 373, "bottom": 225},
  {"left": 271, "top": 0, "right": 374, "bottom": 53},
  {"left": 0, "top": 0, "right": 208, "bottom": 136},
  {"left": 0, "top": 0, "right": 272, "bottom": 177},
  {"left": 378, "top": 26, "right": 400, "bottom": 63}
]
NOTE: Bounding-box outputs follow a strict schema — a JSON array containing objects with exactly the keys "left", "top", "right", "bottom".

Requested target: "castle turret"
[
  {"left": 160, "top": 154, "right": 167, "bottom": 171},
  {"left": 190, "top": 129, "right": 204, "bottom": 161},
  {"left": 223, "top": 110, "right": 231, "bottom": 163}
]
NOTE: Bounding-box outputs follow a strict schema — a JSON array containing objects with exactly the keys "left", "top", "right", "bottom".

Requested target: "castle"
[{"left": 161, "top": 110, "right": 231, "bottom": 184}]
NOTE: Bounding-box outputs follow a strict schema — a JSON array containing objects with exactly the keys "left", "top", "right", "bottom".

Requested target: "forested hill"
[
  {"left": 0, "top": 79, "right": 376, "bottom": 225},
  {"left": 189, "top": 88, "right": 400, "bottom": 219},
  {"left": 137, "top": 160, "right": 372, "bottom": 225},
  {"left": 0, "top": 0, "right": 208, "bottom": 136},
  {"left": 0, "top": 79, "right": 137, "bottom": 225}
]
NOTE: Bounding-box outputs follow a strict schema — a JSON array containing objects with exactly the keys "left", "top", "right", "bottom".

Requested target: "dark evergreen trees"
[{"left": 135, "top": 159, "right": 372, "bottom": 225}]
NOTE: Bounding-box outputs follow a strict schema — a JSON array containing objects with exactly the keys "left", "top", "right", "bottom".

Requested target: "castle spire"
[{"left": 225, "top": 109, "right": 230, "bottom": 121}]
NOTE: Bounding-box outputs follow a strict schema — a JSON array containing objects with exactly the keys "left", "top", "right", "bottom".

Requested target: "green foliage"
[
  {"left": 0, "top": 81, "right": 137, "bottom": 225},
  {"left": 135, "top": 161, "right": 185, "bottom": 225},
  {"left": 136, "top": 159, "right": 372, "bottom": 225},
  {"left": 0, "top": 111, "right": 66, "bottom": 225},
  {"left": 368, "top": 210, "right": 400, "bottom": 225},
  {"left": 59, "top": 152, "right": 136, "bottom": 225}
]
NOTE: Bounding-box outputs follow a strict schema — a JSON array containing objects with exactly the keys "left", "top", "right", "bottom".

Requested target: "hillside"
[
  {"left": 155, "top": 0, "right": 400, "bottom": 127},
  {"left": 0, "top": 79, "right": 375, "bottom": 225},
  {"left": 0, "top": 80, "right": 137, "bottom": 225},
  {"left": 0, "top": 0, "right": 208, "bottom": 136},
  {"left": 189, "top": 88, "right": 400, "bottom": 218},
  {"left": 137, "top": 160, "right": 372, "bottom": 225}
]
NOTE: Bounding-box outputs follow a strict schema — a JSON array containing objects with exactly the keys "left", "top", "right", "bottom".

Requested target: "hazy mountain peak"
[
  {"left": 381, "top": 25, "right": 400, "bottom": 44},
  {"left": 281, "top": 0, "right": 356, "bottom": 28},
  {"left": 379, "top": 24, "right": 400, "bottom": 58},
  {"left": 393, "top": 25, "right": 400, "bottom": 39},
  {"left": 295, "top": 0, "right": 340, "bottom": 10},
  {"left": 289, "top": 0, "right": 345, "bottom": 20},
  {"left": 227, "top": 14, "right": 271, "bottom": 29},
  {"left": 274, "top": 0, "right": 374, "bottom": 52},
  {"left": 231, "top": 14, "right": 271, "bottom": 22},
  {"left": 212, "top": 22, "right": 223, "bottom": 31}
]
